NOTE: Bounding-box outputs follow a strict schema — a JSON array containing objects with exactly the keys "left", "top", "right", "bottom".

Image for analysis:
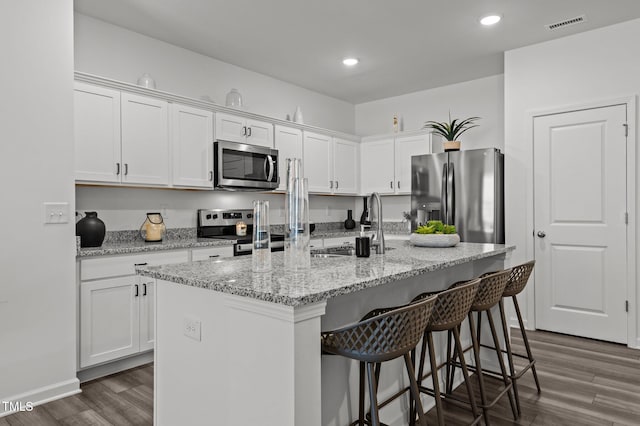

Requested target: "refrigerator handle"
[
  {"left": 441, "top": 163, "right": 448, "bottom": 222},
  {"left": 448, "top": 162, "right": 455, "bottom": 225}
]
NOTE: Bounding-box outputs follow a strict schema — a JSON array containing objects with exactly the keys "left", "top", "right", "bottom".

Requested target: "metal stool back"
[{"left": 321, "top": 295, "right": 438, "bottom": 426}]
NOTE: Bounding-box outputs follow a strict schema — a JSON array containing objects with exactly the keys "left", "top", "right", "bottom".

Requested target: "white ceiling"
[{"left": 74, "top": 0, "right": 640, "bottom": 104}]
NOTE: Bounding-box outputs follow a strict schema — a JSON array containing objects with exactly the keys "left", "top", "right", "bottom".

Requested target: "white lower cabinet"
[
  {"left": 80, "top": 276, "right": 142, "bottom": 368},
  {"left": 78, "top": 250, "right": 189, "bottom": 368}
]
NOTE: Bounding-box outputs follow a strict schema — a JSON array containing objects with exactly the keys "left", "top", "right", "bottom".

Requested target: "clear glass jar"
[
  {"left": 140, "top": 212, "right": 166, "bottom": 242},
  {"left": 225, "top": 88, "right": 243, "bottom": 108}
]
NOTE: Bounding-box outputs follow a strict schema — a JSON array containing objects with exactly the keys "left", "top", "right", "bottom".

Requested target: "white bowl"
[{"left": 409, "top": 233, "right": 460, "bottom": 247}]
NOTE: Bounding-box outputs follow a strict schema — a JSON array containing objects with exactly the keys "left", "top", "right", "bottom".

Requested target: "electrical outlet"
[
  {"left": 43, "top": 202, "right": 70, "bottom": 224},
  {"left": 183, "top": 316, "right": 201, "bottom": 341}
]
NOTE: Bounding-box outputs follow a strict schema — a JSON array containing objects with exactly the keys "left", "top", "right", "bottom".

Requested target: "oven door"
[{"left": 214, "top": 141, "right": 279, "bottom": 190}]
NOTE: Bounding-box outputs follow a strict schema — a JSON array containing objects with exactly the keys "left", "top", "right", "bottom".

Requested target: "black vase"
[
  {"left": 344, "top": 209, "right": 356, "bottom": 230},
  {"left": 76, "top": 211, "right": 106, "bottom": 248}
]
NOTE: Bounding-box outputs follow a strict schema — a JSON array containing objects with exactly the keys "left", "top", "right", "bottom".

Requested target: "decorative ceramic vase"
[
  {"left": 443, "top": 140, "right": 461, "bottom": 152},
  {"left": 225, "top": 88, "right": 243, "bottom": 108},
  {"left": 137, "top": 73, "right": 156, "bottom": 89},
  {"left": 293, "top": 106, "right": 304, "bottom": 124},
  {"left": 76, "top": 212, "right": 106, "bottom": 248},
  {"left": 344, "top": 209, "right": 356, "bottom": 229},
  {"left": 359, "top": 196, "right": 371, "bottom": 225}
]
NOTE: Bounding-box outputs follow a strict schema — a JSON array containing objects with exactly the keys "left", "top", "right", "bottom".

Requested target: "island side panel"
[
  {"left": 154, "top": 280, "right": 326, "bottom": 426},
  {"left": 320, "top": 255, "right": 507, "bottom": 426}
]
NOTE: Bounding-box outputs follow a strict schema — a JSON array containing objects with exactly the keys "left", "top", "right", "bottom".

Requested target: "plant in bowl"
[
  {"left": 424, "top": 113, "right": 480, "bottom": 151},
  {"left": 409, "top": 220, "right": 460, "bottom": 247}
]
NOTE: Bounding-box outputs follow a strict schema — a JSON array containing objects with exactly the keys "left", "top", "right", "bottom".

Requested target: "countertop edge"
[{"left": 137, "top": 244, "right": 515, "bottom": 307}]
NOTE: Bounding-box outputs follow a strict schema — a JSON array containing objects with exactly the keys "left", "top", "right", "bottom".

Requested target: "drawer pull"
[
  {"left": 209, "top": 254, "right": 220, "bottom": 258},
  {"left": 134, "top": 284, "right": 139, "bottom": 297},
  {"left": 143, "top": 283, "right": 147, "bottom": 296},
  {"left": 134, "top": 262, "right": 148, "bottom": 266}
]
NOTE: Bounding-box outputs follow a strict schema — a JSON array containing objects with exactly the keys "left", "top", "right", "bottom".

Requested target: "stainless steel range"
[{"left": 197, "top": 209, "right": 284, "bottom": 256}]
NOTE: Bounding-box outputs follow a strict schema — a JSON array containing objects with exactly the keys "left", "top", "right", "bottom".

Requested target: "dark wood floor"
[{"left": 2, "top": 329, "right": 639, "bottom": 425}]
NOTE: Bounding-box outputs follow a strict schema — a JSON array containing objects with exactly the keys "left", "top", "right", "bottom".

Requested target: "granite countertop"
[
  {"left": 77, "top": 237, "right": 236, "bottom": 257},
  {"left": 76, "top": 229, "right": 409, "bottom": 258},
  {"left": 136, "top": 241, "right": 514, "bottom": 307}
]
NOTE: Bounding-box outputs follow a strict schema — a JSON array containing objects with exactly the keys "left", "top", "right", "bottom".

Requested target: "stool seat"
[{"left": 322, "top": 295, "right": 438, "bottom": 426}]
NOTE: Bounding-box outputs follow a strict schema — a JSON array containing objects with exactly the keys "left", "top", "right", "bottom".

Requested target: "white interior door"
[{"left": 534, "top": 104, "right": 627, "bottom": 344}]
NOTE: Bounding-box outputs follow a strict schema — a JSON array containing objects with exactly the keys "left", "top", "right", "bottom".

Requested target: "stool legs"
[
  {"left": 484, "top": 309, "right": 518, "bottom": 420},
  {"left": 468, "top": 313, "right": 491, "bottom": 425},
  {"left": 512, "top": 295, "right": 541, "bottom": 393},
  {"left": 366, "top": 362, "right": 381, "bottom": 426}
]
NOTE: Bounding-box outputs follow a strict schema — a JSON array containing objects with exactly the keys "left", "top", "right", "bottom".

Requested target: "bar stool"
[
  {"left": 446, "top": 270, "right": 517, "bottom": 425},
  {"left": 321, "top": 294, "right": 438, "bottom": 426},
  {"left": 412, "top": 279, "right": 481, "bottom": 426},
  {"left": 494, "top": 261, "right": 540, "bottom": 417}
]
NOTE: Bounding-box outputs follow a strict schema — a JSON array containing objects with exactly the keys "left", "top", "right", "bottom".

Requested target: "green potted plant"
[{"left": 424, "top": 113, "right": 480, "bottom": 151}]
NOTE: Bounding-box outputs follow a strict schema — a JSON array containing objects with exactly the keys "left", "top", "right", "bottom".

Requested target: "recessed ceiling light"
[
  {"left": 480, "top": 15, "right": 501, "bottom": 26},
  {"left": 342, "top": 58, "right": 359, "bottom": 66}
]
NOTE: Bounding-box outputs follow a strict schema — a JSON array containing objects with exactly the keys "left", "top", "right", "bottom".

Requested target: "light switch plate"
[{"left": 43, "top": 202, "right": 70, "bottom": 224}]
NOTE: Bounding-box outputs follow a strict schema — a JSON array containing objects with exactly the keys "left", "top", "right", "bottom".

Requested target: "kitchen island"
[{"left": 137, "top": 240, "right": 514, "bottom": 426}]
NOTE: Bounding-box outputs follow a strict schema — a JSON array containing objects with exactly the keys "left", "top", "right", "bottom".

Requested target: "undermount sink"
[
  {"left": 310, "top": 246, "right": 395, "bottom": 258},
  {"left": 310, "top": 247, "right": 356, "bottom": 257}
]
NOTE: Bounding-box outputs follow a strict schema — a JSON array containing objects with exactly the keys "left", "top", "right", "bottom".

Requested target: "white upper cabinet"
[
  {"left": 171, "top": 104, "right": 214, "bottom": 188},
  {"left": 215, "top": 112, "right": 273, "bottom": 147},
  {"left": 274, "top": 125, "right": 303, "bottom": 191},
  {"left": 360, "top": 132, "right": 431, "bottom": 195},
  {"left": 360, "top": 138, "right": 395, "bottom": 194},
  {"left": 303, "top": 131, "right": 333, "bottom": 193},
  {"left": 333, "top": 138, "right": 359, "bottom": 194},
  {"left": 394, "top": 134, "right": 430, "bottom": 194},
  {"left": 120, "top": 93, "right": 170, "bottom": 186},
  {"left": 74, "top": 82, "right": 122, "bottom": 183}
]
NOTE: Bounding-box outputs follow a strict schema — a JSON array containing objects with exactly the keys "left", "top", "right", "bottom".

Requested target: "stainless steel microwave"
[{"left": 213, "top": 141, "right": 279, "bottom": 190}]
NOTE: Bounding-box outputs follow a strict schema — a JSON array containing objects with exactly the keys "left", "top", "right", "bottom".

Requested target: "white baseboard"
[
  {"left": 0, "top": 378, "right": 80, "bottom": 417},
  {"left": 77, "top": 351, "right": 153, "bottom": 383}
]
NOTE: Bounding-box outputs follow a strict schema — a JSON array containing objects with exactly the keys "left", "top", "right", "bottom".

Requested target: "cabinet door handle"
[
  {"left": 247, "top": 127, "right": 252, "bottom": 137},
  {"left": 116, "top": 163, "right": 121, "bottom": 175},
  {"left": 143, "top": 283, "right": 147, "bottom": 296},
  {"left": 209, "top": 254, "right": 220, "bottom": 258},
  {"left": 390, "top": 181, "right": 393, "bottom": 189},
  {"left": 209, "top": 171, "right": 213, "bottom": 181},
  {"left": 242, "top": 126, "right": 247, "bottom": 136},
  {"left": 134, "top": 284, "right": 139, "bottom": 297},
  {"left": 398, "top": 181, "right": 400, "bottom": 189},
  {"left": 330, "top": 181, "right": 333, "bottom": 189},
  {"left": 124, "top": 163, "right": 129, "bottom": 175},
  {"left": 336, "top": 181, "right": 339, "bottom": 190}
]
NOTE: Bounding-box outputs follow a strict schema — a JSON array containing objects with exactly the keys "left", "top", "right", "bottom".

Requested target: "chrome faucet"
[{"left": 369, "top": 192, "right": 385, "bottom": 254}]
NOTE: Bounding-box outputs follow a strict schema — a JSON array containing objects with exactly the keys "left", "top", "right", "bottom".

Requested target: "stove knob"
[
  {"left": 247, "top": 213, "right": 253, "bottom": 219},
  {"left": 213, "top": 214, "right": 218, "bottom": 219},
  {"left": 206, "top": 214, "right": 212, "bottom": 220}
]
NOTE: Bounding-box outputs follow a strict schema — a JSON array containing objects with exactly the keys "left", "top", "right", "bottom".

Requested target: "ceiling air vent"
[{"left": 545, "top": 15, "right": 587, "bottom": 31}]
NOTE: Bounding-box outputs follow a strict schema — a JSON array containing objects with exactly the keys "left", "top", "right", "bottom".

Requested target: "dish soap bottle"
[{"left": 344, "top": 209, "right": 356, "bottom": 230}]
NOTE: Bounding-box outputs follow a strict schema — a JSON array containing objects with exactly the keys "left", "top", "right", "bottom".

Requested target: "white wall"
[
  {"left": 354, "top": 75, "right": 504, "bottom": 222},
  {"left": 76, "top": 187, "right": 358, "bottom": 231},
  {"left": 0, "top": 0, "right": 78, "bottom": 414},
  {"left": 504, "top": 18, "right": 640, "bottom": 345},
  {"left": 74, "top": 13, "right": 355, "bottom": 134},
  {"left": 355, "top": 75, "right": 504, "bottom": 152}
]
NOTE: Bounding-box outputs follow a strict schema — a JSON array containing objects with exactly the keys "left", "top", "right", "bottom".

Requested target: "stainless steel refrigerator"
[{"left": 410, "top": 148, "right": 504, "bottom": 244}]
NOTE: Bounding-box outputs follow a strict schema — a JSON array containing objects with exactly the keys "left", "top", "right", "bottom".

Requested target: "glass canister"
[
  {"left": 252, "top": 200, "right": 271, "bottom": 273},
  {"left": 284, "top": 172, "right": 310, "bottom": 271},
  {"left": 140, "top": 212, "right": 166, "bottom": 242}
]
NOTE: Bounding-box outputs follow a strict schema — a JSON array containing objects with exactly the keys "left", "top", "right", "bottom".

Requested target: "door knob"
[{"left": 537, "top": 231, "right": 546, "bottom": 238}]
